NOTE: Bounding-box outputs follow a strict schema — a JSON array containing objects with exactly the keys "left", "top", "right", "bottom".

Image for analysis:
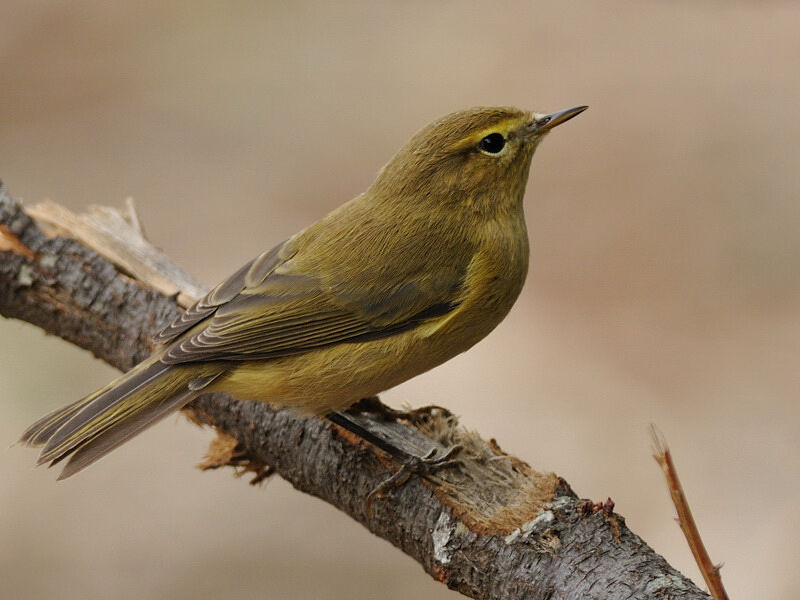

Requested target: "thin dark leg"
[
  {"left": 326, "top": 406, "right": 462, "bottom": 516},
  {"left": 326, "top": 410, "right": 413, "bottom": 462},
  {"left": 348, "top": 396, "right": 453, "bottom": 424}
]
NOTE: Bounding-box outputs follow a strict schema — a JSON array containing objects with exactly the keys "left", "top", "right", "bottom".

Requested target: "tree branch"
[{"left": 0, "top": 182, "right": 709, "bottom": 600}]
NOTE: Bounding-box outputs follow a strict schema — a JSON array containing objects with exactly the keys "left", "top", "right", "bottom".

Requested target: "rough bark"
[{"left": 0, "top": 182, "right": 709, "bottom": 600}]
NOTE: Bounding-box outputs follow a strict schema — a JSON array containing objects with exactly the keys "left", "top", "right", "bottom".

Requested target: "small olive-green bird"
[{"left": 22, "top": 104, "right": 587, "bottom": 479}]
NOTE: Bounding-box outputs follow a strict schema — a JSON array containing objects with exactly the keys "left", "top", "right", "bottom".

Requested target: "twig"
[
  {"left": 27, "top": 199, "right": 205, "bottom": 306},
  {"left": 651, "top": 425, "right": 729, "bottom": 600}
]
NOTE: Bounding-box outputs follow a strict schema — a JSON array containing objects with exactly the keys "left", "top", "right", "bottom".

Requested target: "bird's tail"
[{"left": 20, "top": 356, "right": 222, "bottom": 479}]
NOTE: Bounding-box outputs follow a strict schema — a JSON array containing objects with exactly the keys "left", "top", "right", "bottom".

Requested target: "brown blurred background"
[{"left": 2, "top": 2, "right": 798, "bottom": 598}]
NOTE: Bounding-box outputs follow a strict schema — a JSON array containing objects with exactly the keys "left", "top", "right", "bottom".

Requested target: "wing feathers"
[
  {"left": 154, "top": 232, "right": 466, "bottom": 366},
  {"left": 153, "top": 241, "right": 291, "bottom": 345}
]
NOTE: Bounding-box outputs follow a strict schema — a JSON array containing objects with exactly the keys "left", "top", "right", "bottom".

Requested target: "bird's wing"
[
  {"left": 153, "top": 240, "right": 291, "bottom": 344},
  {"left": 157, "top": 238, "right": 465, "bottom": 364}
]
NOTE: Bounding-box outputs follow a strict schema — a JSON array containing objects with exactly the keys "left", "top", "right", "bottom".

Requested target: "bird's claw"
[{"left": 365, "top": 444, "right": 463, "bottom": 517}]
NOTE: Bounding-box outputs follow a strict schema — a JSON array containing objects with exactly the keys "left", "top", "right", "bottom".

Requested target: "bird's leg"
[
  {"left": 348, "top": 395, "right": 454, "bottom": 425},
  {"left": 326, "top": 410, "right": 414, "bottom": 462},
  {"left": 325, "top": 409, "right": 462, "bottom": 516}
]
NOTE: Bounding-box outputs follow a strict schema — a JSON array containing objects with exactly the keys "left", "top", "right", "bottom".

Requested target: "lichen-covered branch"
[{"left": 0, "top": 182, "right": 709, "bottom": 600}]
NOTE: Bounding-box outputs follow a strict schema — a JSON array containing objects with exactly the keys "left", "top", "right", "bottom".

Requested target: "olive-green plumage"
[{"left": 21, "top": 104, "right": 587, "bottom": 479}]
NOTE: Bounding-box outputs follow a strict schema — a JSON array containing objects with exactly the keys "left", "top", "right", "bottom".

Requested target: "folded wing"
[{"left": 158, "top": 238, "right": 466, "bottom": 365}]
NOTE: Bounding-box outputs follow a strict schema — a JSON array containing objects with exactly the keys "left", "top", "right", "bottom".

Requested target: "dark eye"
[{"left": 478, "top": 132, "right": 506, "bottom": 154}]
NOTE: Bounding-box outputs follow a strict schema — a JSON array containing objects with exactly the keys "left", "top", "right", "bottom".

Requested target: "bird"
[{"left": 21, "top": 104, "right": 587, "bottom": 479}]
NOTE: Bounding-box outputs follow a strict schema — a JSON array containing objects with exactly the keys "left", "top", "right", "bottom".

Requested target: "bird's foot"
[{"left": 366, "top": 443, "right": 462, "bottom": 517}]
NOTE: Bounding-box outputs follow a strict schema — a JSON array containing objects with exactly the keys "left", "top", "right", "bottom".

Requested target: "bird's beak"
[{"left": 528, "top": 105, "right": 588, "bottom": 136}]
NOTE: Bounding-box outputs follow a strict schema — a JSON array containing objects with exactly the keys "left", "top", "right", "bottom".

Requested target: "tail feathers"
[
  {"left": 21, "top": 357, "right": 223, "bottom": 479},
  {"left": 38, "top": 359, "right": 174, "bottom": 463},
  {"left": 54, "top": 388, "right": 197, "bottom": 480},
  {"left": 21, "top": 358, "right": 167, "bottom": 453},
  {"left": 20, "top": 396, "right": 98, "bottom": 447}
]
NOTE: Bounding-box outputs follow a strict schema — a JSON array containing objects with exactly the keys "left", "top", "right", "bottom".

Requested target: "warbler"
[{"left": 21, "top": 105, "right": 587, "bottom": 479}]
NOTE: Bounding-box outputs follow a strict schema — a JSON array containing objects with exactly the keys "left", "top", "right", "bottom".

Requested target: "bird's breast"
[{"left": 416, "top": 215, "right": 529, "bottom": 347}]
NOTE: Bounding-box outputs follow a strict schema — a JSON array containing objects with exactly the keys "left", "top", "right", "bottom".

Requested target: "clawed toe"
[{"left": 366, "top": 444, "right": 463, "bottom": 516}]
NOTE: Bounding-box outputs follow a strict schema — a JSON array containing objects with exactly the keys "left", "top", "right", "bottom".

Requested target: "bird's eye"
[{"left": 478, "top": 133, "right": 506, "bottom": 154}]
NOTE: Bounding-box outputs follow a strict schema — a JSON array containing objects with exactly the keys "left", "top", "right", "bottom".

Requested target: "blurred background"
[{"left": 1, "top": 2, "right": 798, "bottom": 598}]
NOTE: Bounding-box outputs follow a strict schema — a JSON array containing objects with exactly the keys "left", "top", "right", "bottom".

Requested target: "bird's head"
[{"left": 372, "top": 105, "right": 587, "bottom": 214}]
